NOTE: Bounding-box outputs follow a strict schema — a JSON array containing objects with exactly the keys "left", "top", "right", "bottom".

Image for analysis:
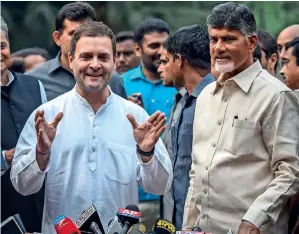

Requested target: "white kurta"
[{"left": 10, "top": 87, "right": 173, "bottom": 233}]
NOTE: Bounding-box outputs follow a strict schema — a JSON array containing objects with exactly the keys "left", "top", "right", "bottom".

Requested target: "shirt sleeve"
[
  {"left": 10, "top": 111, "right": 49, "bottom": 196},
  {"left": 243, "top": 91, "right": 299, "bottom": 228},
  {"left": 136, "top": 109, "right": 173, "bottom": 195},
  {"left": 182, "top": 153, "right": 197, "bottom": 230},
  {"left": 38, "top": 80, "right": 48, "bottom": 104}
]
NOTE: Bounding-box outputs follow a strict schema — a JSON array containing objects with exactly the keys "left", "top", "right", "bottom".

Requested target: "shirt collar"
[
  {"left": 71, "top": 85, "right": 114, "bottom": 113},
  {"left": 174, "top": 87, "right": 187, "bottom": 104},
  {"left": 1, "top": 70, "right": 15, "bottom": 86},
  {"left": 129, "top": 65, "right": 162, "bottom": 84},
  {"left": 48, "top": 51, "right": 65, "bottom": 75},
  {"left": 213, "top": 60, "right": 262, "bottom": 95},
  {"left": 191, "top": 73, "right": 215, "bottom": 98}
]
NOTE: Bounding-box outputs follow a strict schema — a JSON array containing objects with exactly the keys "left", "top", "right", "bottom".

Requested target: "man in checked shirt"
[{"left": 182, "top": 2, "right": 299, "bottom": 234}]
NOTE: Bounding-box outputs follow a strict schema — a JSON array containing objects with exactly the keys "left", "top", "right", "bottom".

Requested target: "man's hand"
[
  {"left": 34, "top": 110, "right": 63, "bottom": 170},
  {"left": 128, "top": 93, "right": 144, "bottom": 108},
  {"left": 35, "top": 110, "right": 63, "bottom": 153},
  {"left": 4, "top": 148, "right": 15, "bottom": 167},
  {"left": 238, "top": 220, "right": 260, "bottom": 234},
  {"left": 127, "top": 111, "right": 166, "bottom": 160}
]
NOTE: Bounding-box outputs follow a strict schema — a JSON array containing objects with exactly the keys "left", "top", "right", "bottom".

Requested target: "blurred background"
[{"left": 2, "top": 1, "right": 299, "bottom": 57}]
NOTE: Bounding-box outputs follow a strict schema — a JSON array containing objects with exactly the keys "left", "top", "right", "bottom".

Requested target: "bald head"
[{"left": 277, "top": 24, "right": 299, "bottom": 60}]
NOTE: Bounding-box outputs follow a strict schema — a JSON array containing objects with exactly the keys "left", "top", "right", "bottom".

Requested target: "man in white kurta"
[{"left": 10, "top": 22, "right": 173, "bottom": 234}]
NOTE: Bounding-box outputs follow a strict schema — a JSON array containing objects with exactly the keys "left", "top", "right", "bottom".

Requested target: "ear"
[
  {"left": 269, "top": 53, "right": 278, "bottom": 69},
  {"left": 175, "top": 54, "right": 184, "bottom": 68},
  {"left": 68, "top": 52, "right": 74, "bottom": 70},
  {"left": 135, "top": 42, "right": 141, "bottom": 58},
  {"left": 53, "top": 31, "right": 62, "bottom": 47},
  {"left": 113, "top": 55, "right": 116, "bottom": 70},
  {"left": 248, "top": 34, "right": 258, "bottom": 54}
]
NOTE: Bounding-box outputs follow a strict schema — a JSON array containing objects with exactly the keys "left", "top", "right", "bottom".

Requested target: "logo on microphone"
[
  {"left": 156, "top": 220, "right": 175, "bottom": 234},
  {"left": 75, "top": 204, "right": 97, "bottom": 228},
  {"left": 117, "top": 208, "right": 141, "bottom": 218}
]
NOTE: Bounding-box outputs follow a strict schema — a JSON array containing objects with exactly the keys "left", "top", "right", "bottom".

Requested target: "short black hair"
[
  {"left": 206, "top": 2, "right": 257, "bottom": 36},
  {"left": 135, "top": 18, "right": 170, "bottom": 46},
  {"left": 12, "top": 47, "right": 50, "bottom": 60},
  {"left": 253, "top": 43, "right": 262, "bottom": 63},
  {"left": 11, "top": 58, "right": 25, "bottom": 73},
  {"left": 70, "top": 21, "right": 116, "bottom": 57},
  {"left": 286, "top": 37, "right": 299, "bottom": 66},
  {"left": 257, "top": 29, "right": 278, "bottom": 72},
  {"left": 55, "top": 2, "right": 96, "bottom": 32},
  {"left": 164, "top": 24, "right": 210, "bottom": 70},
  {"left": 115, "top": 31, "right": 135, "bottom": 43}
]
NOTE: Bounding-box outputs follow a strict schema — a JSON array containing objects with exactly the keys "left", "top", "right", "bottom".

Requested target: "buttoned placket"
[
  {"left": 89, "top": 111, "right": 97, "bottom": 171},
  {"left": 198, "top": 81, "right": 232, "bottom": 228}
]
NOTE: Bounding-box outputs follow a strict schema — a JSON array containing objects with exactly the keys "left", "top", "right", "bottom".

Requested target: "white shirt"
[{"left": 10, "top": 87, "right": 173, "bottom": 234}]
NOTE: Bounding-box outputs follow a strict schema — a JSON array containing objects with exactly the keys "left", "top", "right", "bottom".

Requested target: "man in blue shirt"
[
  {"left": 121, "top": 18, "right": 176, "bottom": 229},
  {"left": 162, "top": 25, "right": 214, "bottom": 230}
]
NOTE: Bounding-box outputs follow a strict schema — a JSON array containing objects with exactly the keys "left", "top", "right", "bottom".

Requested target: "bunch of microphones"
[{"left": 53, "top": 204, "right": 213, "bottom": 234}]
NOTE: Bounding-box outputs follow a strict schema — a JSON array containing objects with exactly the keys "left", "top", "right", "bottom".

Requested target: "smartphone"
[{"left": 1, "top": 216, "right": 26, "bottom": 234}]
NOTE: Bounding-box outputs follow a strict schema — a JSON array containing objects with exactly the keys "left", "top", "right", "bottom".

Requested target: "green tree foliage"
[{"left": 2, "top": 1, "right": 299, "bottom": 57}]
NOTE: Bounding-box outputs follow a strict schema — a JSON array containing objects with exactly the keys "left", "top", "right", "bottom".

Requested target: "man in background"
[
  {"left": 1, "top": 16, "right": 47, "bottom": 233},
  {"left": 162, "top": 24, "right": 214, "bottom": 230},
  {"left": 11, "top": 47, "right": 50, "bottom": 73},
  {"left": 27, "top": 2, "right": 127, "bottom": 100},
  {"left": 115, "top": 31, "right": 140, "bottom": 74},
  {"left": 122, "top": 18, "right": 176, "bottom": 229},
  {"left": 257, "top": 29, "right": 279, "bottom": 76},
  {"left": 277, "top": 24, "right": 299, "bottom": 61}
]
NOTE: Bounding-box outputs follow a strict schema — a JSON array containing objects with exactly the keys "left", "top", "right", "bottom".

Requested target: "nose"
[
  {"left": 157, "top": 64, "right": 163, "bottom": 75},
  {"left": 214, "top": 40, "right": 225, "bottom": 53},
  {"left": 118, "top": 53, "right": 125, "bottom": 62},
  {"left": 90, "top": 57, "right": 100, "bottom": 70},
  {"left": 157, "top": 45, "right": 164, "bottom": 55},
  {"left": 280, "top": 64, "right": 286, "bottom": 77}
]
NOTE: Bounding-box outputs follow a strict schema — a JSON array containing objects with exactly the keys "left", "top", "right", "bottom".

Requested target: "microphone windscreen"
[
  {"left": 125, "top": 204, "right": 140, "bottom": 212},
  {"left": 53, "top": 215, "right": 81, "bottom": 234},
  {"left": 152, "top": 219, "right": 175, "bottom": 234}
]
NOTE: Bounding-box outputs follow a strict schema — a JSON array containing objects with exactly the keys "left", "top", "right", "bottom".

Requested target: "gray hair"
[
  {"left": 1, "top": 16, "right": 9, "bottom": 39},
  {"left": 206, "top": 2, "right": 257, "bottom": 37}
]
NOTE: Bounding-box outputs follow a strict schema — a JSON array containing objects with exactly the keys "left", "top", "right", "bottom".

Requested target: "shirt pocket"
[
  {"left": 104, "top": 141, "right": 135, "bottom": 185},
  {"left": 225, "top": 119, "right": 256, "bottom": 156}
]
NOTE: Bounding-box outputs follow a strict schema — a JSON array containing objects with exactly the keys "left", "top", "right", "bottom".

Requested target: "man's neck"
[
  {"left": 1, "top": 70, "right": 9, "bottom": 86},
  {"left": 184, "top": 68, "right": 206, "bottom": 95},
  {"left": 141, "top": 66, "right": 160, "bottom": 83},
  {"left": 60, "top": 53, "right": 73, "bottom": 73},
  {"left": 76, "top": 86, "right": 110, "bottom": 113}
]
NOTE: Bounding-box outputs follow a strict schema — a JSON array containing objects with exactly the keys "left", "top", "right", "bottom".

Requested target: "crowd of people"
[{"left": 1, "top": 1, "right": 299, "bottom": 234}]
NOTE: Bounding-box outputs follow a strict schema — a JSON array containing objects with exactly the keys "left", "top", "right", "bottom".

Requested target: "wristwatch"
[{"left": 136, "top": 144, "right": 154, "bottom": 157}]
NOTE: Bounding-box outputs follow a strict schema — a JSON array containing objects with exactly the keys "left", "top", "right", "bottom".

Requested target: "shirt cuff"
[
  {"left": 136, "top": 150, "right": 156, "bottom": 167},
  {"left": 242, "top": 205, "right": 268, "bottom": 229}
]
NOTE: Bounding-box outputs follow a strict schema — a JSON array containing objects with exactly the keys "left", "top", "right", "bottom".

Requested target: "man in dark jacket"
[{"left": 1, "top": 17, "right": 46, "bottom": 232}]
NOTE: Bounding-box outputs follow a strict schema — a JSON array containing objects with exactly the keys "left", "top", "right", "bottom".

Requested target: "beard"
[
  {"left": 215, "top": 60, "right": 235, "bottom": 73},
  {"left": 75, "top": 73, "right": 111, "bottom": 93}
]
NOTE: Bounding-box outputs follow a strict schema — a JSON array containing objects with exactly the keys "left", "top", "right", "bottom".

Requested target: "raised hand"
[
  {"left": 34, "top": 110, "right": 63, "bottom": 154},
  {"left": 127, "top": 111, "right": 166, "bottom": 152}
]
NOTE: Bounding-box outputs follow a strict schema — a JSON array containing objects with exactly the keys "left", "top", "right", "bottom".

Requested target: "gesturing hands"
[
  {"left": 34, "top": 110, "right": 63, "bottom": 170},
  {"left": 127, "top": 111, "right": 166, "bottom": 159}
]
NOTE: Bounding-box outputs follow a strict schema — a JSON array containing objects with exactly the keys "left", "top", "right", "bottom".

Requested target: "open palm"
[
  {"left": 127, "top": 111, "right": 166, "bottom": 152},
  {"left": 35, "top": 109, "right": 63, "bottom": 153}
]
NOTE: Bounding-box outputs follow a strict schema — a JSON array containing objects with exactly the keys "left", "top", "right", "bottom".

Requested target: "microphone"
[
  {"left": 106, "top": 215, "right": 123, "bottom": 234},
  {"left": 127, "top": 223, "right": 146, "bottom": 234},
  {"left": 75, "top": 204, "right": 105, "bottom": 234},
  {"left": 117, "top": 204, "right": 141, "bottom": 234},
  {"left": 53, "top": 215, "right": 81, "bottom": 234},
  {"left": 152, "top": 219, "right": 175, "bottom": 234}
]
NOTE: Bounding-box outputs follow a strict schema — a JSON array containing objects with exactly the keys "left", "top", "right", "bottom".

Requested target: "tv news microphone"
[
  {"left": 127, "top": 223, "right": 146, "bottom": 234},
  {"left": 117, "top": 204, "right": 141, "bottom": 234},
  {"left": 53, "top": 215, "right": 81, "bottom": 234},
  {"left": 152, "top": 219, "right": 175, "bottom": 234},
  {"left": 75, "top": 204, "right": 105, "bottom": 234}
]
